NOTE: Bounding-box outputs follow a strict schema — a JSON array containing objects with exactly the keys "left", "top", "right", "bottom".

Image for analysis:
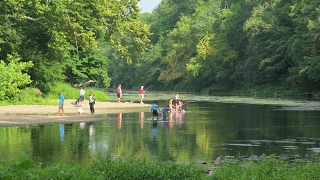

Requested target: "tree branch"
[{"left": 6, "top": 14, "right": 45, "bottom": 26}]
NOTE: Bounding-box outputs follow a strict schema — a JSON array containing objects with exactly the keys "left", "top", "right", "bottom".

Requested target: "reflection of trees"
[
  {"left": 0, "top": 127, "right": 32, "bottom": 159},
  {"left": 105, "top": 105, "right": 233, "bottom": 163},
  {"left": 88, "top": 123, "right": 96, "bottom": 155},
  {"left": 4, "top": 102, "right": 320, "bottom": 165}
]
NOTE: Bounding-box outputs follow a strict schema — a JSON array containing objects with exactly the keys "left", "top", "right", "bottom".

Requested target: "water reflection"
[
  {"left": 117, "top": 113, "right": 122, "bottom": 129},
  {"left": 169, "top": 111, "right": 173, "bottom": 129},
  {"left": 59, "top": 124, "right": 64, "bottom": 142},
  {"left": 140, "top": 112, "right": 144, "bottom": 129},
  {"left": 80, "top": 122, "right": 85, "bottom": 129},
  {"left": 151, "top": 120, "right": 158, "bottom": 138},
  {"left": 162, "top": 118, "right": 168, "bottom": 130},
  {"left": 89, "top": 122, "right": 96, "bottom": 154},
  {"left": 174, "top": 110, "right": 184, "bottom": 125},
  {"left": 3, "top": 101, "right": 320, "bottom": 165}
]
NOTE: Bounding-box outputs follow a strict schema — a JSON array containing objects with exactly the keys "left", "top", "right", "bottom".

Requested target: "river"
[{"left": 1, "top": 97, "right": 320, "bottom": 165}]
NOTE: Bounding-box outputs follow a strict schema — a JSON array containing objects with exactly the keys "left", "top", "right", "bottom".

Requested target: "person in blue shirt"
[
  {"left": 162, "top": 105, "right": 170, "bottom": 119},
  {"left": 151, "top": 101, "right": 160, "bottom": 120},
  {"left": 57, "top": 92, "right": 65, "bottom": 116}
]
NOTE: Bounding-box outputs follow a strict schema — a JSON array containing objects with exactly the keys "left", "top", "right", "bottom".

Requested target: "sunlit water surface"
[{"left": 2, "top": 100, "right": 320, "bottom": 165}]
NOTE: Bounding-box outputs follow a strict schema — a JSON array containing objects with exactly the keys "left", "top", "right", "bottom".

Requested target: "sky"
[{"left": 138, "top": 0, "right": 162, "bottom": 13}]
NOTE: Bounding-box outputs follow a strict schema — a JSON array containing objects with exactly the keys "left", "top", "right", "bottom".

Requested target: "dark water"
[{"left": 2, "top": 100, "right": 320, "bottom": 164}]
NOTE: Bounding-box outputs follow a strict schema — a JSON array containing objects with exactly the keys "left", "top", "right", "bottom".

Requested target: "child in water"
[
  {"left": 178, "top": 100, "right": 184, "bottom": 112},
  {"left": 151, "top": 101, "right": 160, "bottom": 120},
  {"left": 162, "top": 105, "right": 170, "bottom": 118}
]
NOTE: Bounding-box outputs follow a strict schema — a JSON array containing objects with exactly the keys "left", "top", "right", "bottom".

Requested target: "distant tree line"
[{"left": 109, "top": 0, "right": 320, "bottom": 95}]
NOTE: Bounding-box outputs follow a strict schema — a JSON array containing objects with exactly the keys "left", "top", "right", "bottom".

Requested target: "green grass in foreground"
[
  {"left": 2, "top": 153, "right": 320, "bottom": 180},
  {"left": 0, "top": 152, "right": 205, "bottom": 180}
]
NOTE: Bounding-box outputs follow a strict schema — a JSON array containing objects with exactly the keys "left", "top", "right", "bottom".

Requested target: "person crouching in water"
[
  {"left": 162, "top": 105, "right": 170, "bottom": 119},
  {"left": 178, "top": 100, "right": 184, "bottom": 112},
  {"left": 151, "top": 101, "right": 160, "bottom": 120}
]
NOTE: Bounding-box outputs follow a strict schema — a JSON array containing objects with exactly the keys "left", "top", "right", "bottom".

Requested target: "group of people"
[
  {"left": 151, "top": 93, "right": 186, "bottom": 120},
  {"left": 56, "top": 87, "right": 96, "bottom": 116},
  {"left": 56, "top": 84, "right": 185, "bottom": 119},
  {"left": 116, "top": 84, "right": 146, "bottom": 104}
]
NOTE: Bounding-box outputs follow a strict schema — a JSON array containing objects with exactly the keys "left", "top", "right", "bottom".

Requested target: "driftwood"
[{"left": 73, "top": 80, "right": 95, "bottom": 87}]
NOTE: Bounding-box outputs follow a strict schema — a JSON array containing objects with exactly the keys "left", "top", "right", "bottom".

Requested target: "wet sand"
[{"left": 0, "top": 100, "right": 150, "bottom": 127}]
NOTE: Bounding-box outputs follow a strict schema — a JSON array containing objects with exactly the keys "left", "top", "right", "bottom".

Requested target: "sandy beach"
[{"left": 0, "top": 100, "right": 150, "bottom": 127}]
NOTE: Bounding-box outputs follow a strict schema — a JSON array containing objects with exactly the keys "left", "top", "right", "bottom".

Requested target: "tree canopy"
[
  {"left": 110, "top": 0, "right": 320, "bottom": 94},
  {"left": 0, "top": 0, "right": 150, "bottom": 95},
  {"left": 2, "top": 0, "right": 320, "bottom": 99}
]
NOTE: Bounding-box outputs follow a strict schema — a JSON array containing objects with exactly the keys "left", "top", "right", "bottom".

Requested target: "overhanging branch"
[{"left": 6, "top": 14, "right": 45, "bottom": 26}]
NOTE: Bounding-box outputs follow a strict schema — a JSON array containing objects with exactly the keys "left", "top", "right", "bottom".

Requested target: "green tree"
[
  {"left": 243, "top": 0, "right": 293, "bottom": 86},
  {"left": 287, "top": 0, "right": 320, "bottom": 90},
  {"left": 0, "top": 55, "right": 33, "bottom": 101},
  {"left": 187, "top": 33, "right": 237, "bottom": 88},
  {"left": 0, "top": 0, "right": 150, "bottom": 93}
]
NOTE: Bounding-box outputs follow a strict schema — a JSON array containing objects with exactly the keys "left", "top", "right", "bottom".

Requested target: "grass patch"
[
  {"left": 46, "top": 82, "right": 111, "bottom": 102},
  {"left": 0, "top": 153, "right": 206, "bottom": 180},
  {"left": 2, "top": 153, "right": 320, "bottom": 179},
  {"left": 0, "top": 82, "right": 112, "bottom": 106},
  {"left": 212, "top": 155, "right": 320, "bottom": 180}
]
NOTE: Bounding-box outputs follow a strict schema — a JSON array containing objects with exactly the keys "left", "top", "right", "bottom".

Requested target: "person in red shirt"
[
  {"left": 139, "top": 86, "right": 145, "bottom": 104},
  {"left": 116, "top": 84, "right": 122, "bottom": 103}
]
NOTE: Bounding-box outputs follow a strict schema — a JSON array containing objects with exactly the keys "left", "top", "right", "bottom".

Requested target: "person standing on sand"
[
  {"left": 89, "top": 91, "right": 96, "bottom": 114},
  {"left": 57, "top": 92, "right": 65, "bottom": 116},
  {"left": 79, "top": 87, "right": 85, "bottom": 106},
  {"left": 117, "top": 84, "right": 122, "bottom": 103},
  {"left": 139, "top": 86, "right": 145, "bottom": 104}
]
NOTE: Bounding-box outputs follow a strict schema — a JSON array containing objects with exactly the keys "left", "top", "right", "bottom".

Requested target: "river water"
[{"left": 1, "top": 99, "right": 320, "bottom": 164}]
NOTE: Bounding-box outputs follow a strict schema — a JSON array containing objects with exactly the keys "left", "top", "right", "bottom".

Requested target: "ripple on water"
[
  {"left": 227, "top": 143, "right": 260, "bottom": 147},
  {"left": 281, "top": 146, "right": 299, "bottom": 150}
]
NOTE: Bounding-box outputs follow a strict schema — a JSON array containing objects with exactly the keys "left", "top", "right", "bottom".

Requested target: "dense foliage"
[
  {"left": 109, "top": 0, "right": 320, "bottom": 95},
  {"left": 0, "top": 0, "right": 150, "bottom": 98},
  {"left": 2, "top": 0, "right": 320, "bottom": 101}
]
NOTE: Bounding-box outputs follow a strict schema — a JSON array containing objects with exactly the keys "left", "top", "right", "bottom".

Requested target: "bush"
[
  {"left": 46, "top": 82, "right": 111, "bottom": 101},
  {"left": 0, "top": 56, "right": 33, "bottom": 101}
]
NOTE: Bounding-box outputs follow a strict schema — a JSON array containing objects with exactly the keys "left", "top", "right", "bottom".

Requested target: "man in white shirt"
[{"left": 79, "top": 87, "right": 85, "bottom": 106}]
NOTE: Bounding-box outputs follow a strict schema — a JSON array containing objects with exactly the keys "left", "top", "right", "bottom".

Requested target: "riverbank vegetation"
[
  {"left": 1, "top": 153, "right": 320, "bottom": 179},
  {"left": 2, "top": 0, "right": 320, "bottom": 103},
  {"left": 0, "top": 82, "right": 111, "bottom": 106}
]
